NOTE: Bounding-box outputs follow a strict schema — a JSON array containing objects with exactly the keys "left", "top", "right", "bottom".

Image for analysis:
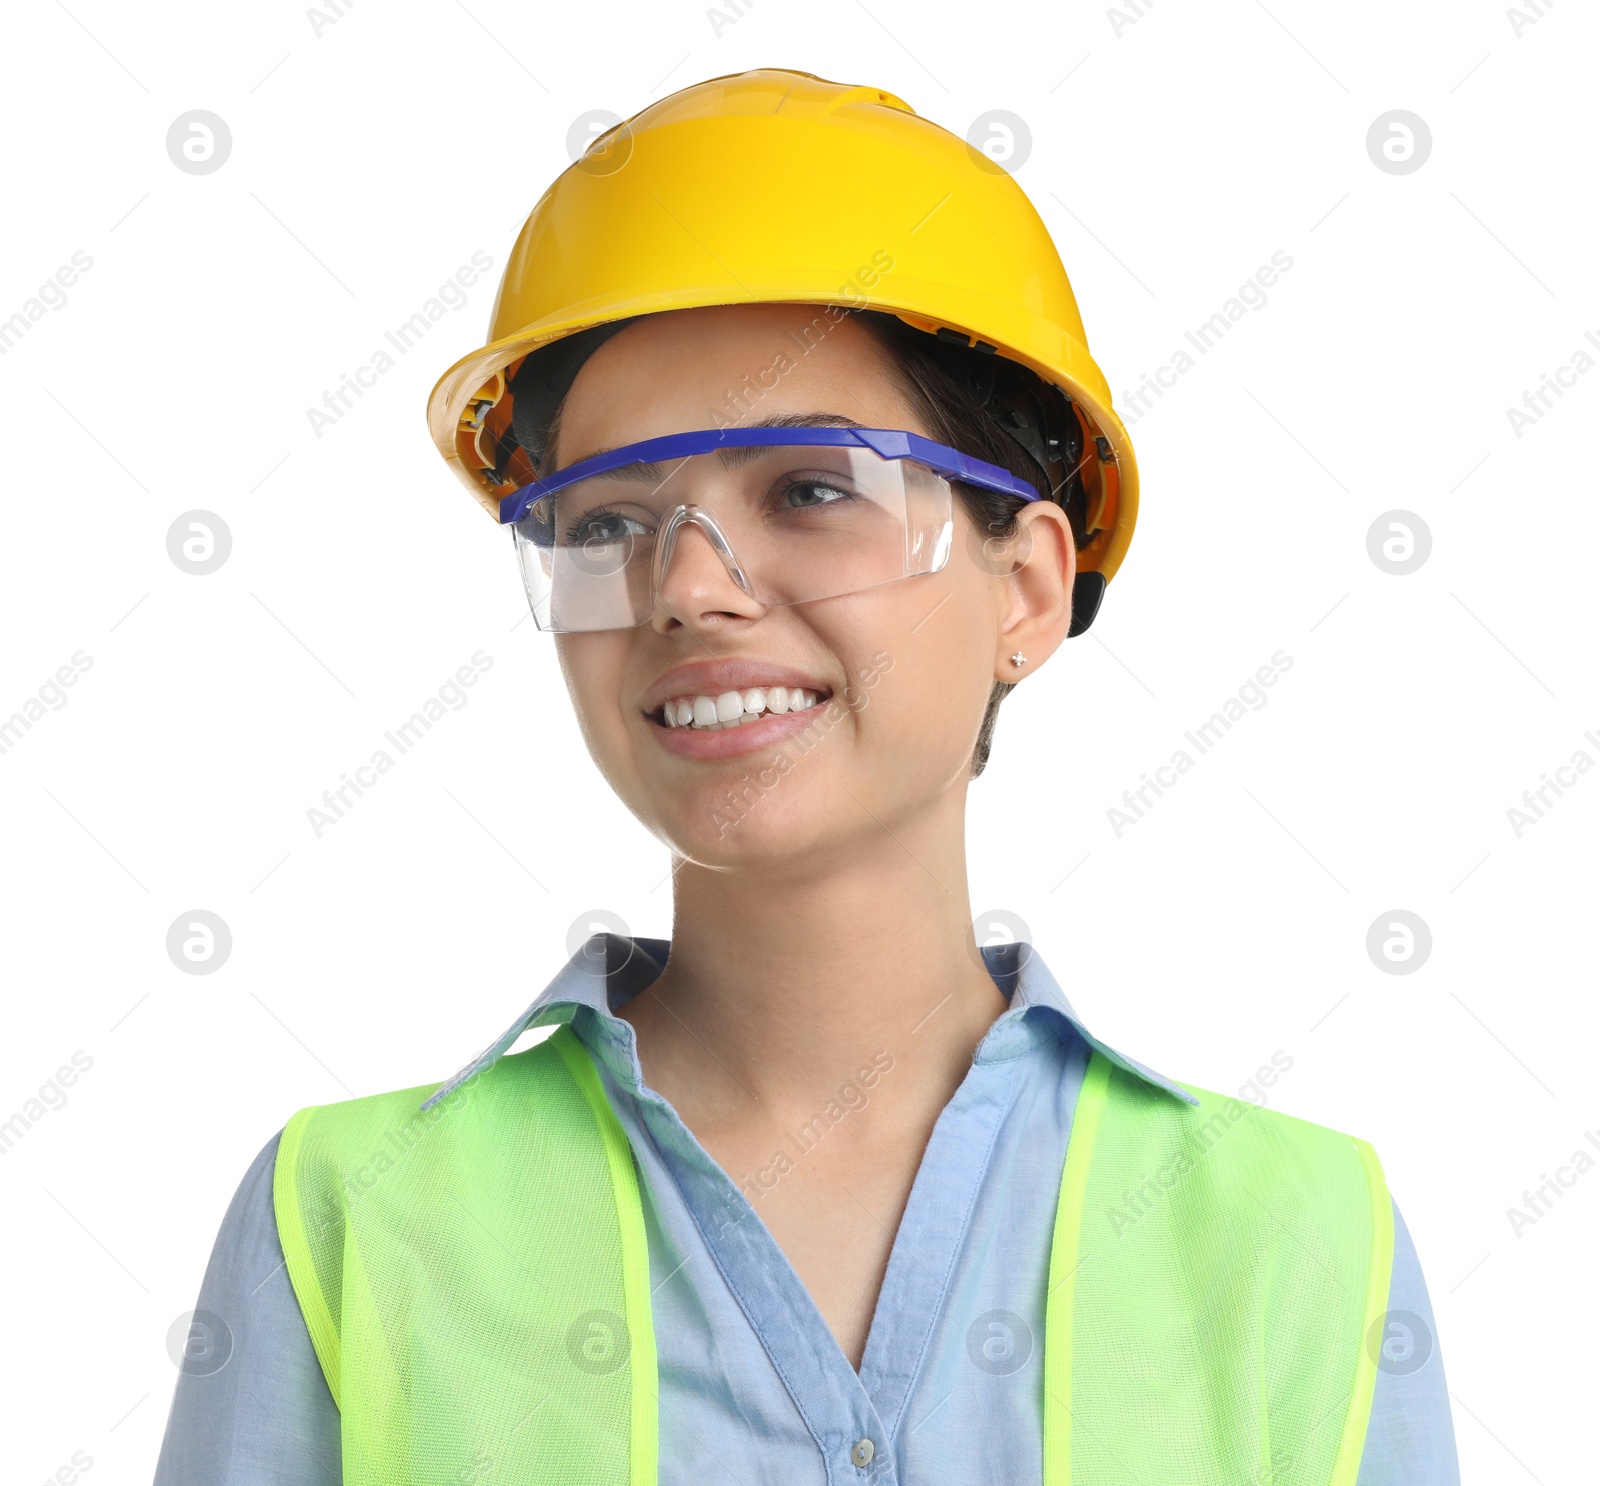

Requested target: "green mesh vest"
[{"left": 273, "top": 1026, "right": 1393, "bottom": 1484}]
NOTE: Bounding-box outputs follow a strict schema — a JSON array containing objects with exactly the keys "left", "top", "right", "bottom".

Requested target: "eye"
[
  {"left": 776, "top": 475, "right": 856, "bottom": 510},
  {"left": 565, "top": 504, "right": 654, "bottom": 545}
]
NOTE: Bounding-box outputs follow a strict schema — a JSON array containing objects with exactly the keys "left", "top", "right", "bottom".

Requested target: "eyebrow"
[
  {"left": 719, "top": 414, "right": 867, "bottom": 469},
  {"left": 565, "top": 413, "right": 866, "bottom": 476}
]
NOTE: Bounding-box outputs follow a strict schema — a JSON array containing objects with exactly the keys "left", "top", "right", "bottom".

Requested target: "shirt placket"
[
  {"left": 576, "top": 1008, "right": 898, "bottom": 1482},
  {"left": 573, "top": 998, "right": 1041, "bottom": 1485}
]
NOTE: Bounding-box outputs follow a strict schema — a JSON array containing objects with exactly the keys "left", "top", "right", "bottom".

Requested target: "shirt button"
[{"left": 850, "top": 1438, "right": 876, "bottom": 1467}]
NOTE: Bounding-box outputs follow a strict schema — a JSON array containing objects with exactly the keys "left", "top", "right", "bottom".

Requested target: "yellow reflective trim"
[
  {"left": 1329, "top": 1137, "right": 1395, "bottom": 1486},
  {"left": 553, "top": 1026, "right": 660, "bottom": 1486},
  {"left": 1042, "top": 1050, "right": 1111, "bottom": 1484},
  {"left": 272, "top": 1104, "right": 342, "bottom": 1408}
]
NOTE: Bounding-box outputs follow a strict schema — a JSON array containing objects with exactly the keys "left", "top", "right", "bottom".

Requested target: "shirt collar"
[{"left": 420, "top": 933, "right": 1197, "bottom": 1111}]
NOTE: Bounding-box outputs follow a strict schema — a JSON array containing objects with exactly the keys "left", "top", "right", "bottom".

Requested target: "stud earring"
[{"left": 1010, "top": 652, "right": 1027, "bottom": 668}]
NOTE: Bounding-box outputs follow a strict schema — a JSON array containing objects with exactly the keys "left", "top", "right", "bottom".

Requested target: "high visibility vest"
[{"left": 273, "top": 1024, "right": 1394, "bottom": 1485}]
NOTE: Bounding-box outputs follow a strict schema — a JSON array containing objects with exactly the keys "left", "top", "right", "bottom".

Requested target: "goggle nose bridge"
[{"left": 651, "top": 503, "right": 759, "bottom": 607}]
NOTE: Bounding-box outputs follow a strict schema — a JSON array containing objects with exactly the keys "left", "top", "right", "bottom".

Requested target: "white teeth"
[{"left": 660, "top": 685, "right": 826, "bottom": 729}]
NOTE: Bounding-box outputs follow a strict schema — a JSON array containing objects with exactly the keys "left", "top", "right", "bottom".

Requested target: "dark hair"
[{"left": 850, "top": 309, "right": 1077, "bottom": 778}]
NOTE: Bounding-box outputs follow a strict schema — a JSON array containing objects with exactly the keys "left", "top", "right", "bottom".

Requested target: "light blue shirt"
[{"left": 154, "top": 934, "right": 1459, "bottom": 1484}]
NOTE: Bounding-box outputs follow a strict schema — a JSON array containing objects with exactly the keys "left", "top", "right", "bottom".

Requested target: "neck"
[{"left": 618, "top": 792, "right": 1008, "bottom": 1139}]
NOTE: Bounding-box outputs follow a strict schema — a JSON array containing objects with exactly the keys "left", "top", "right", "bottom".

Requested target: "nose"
[{"left": 650, "top": 506, "right": 764, "bottom": 630}]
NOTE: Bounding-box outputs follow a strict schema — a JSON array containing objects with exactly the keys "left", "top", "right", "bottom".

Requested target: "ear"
[{"left": 991, "top": 500, "right": 1076, "bottom": 683}]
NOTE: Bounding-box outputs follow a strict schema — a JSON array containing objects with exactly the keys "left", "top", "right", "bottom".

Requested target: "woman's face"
[{"left": 548, "top": 302, "right": 1075, "bottom": 868}]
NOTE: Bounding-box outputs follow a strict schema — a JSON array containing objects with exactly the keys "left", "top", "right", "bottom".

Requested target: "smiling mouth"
[{"left": 654, "top": 685, "right": 832, "bottom": 730}]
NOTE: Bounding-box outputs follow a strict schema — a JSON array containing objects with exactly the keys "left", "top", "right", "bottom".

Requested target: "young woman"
[{"left": 155, "top": 67, "right": 1458, "bottom": 1486}]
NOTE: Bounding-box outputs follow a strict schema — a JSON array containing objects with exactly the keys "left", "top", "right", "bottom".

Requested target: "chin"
[
  {"left": 644, "top": 764, "right": 853, "bottom": 870},
  {"left": 669, "top": 786, "right": 816, "bottom": 863}
]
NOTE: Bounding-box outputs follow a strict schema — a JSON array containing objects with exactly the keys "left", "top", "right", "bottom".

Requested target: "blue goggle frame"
[{"left": 497, "top": 426, "right": 1042, "bottom": 525}]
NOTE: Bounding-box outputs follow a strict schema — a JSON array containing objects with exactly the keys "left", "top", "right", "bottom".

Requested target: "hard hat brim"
[{"left": 427, "top": 284, "right": 1138, "bottom": 583}]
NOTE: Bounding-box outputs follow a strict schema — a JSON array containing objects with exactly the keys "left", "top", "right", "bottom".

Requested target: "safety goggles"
[{"left": 498, "top": 426, "right": 1041, "bottom": 634}]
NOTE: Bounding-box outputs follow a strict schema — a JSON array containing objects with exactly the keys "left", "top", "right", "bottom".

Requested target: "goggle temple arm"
[
  {"left": 494, "top": 426, "right": 1044, "bottom": 526},
  {"left": 846, "top": 428, "right": 1041, "bottom": 504}
]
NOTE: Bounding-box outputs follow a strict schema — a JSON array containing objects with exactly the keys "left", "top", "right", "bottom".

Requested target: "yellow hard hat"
[{"left": 426, "top": 67, "right": 1137, "bottom": 588}]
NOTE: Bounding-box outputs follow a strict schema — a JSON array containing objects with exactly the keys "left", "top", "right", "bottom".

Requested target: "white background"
[{"left": 1, "top": 1, "right": 1594, "bottom": 1480}]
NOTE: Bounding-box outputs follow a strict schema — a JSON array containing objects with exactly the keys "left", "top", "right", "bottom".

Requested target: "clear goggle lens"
[{"left": 509, "top": 442, "right": 956, "bottom": 633}]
